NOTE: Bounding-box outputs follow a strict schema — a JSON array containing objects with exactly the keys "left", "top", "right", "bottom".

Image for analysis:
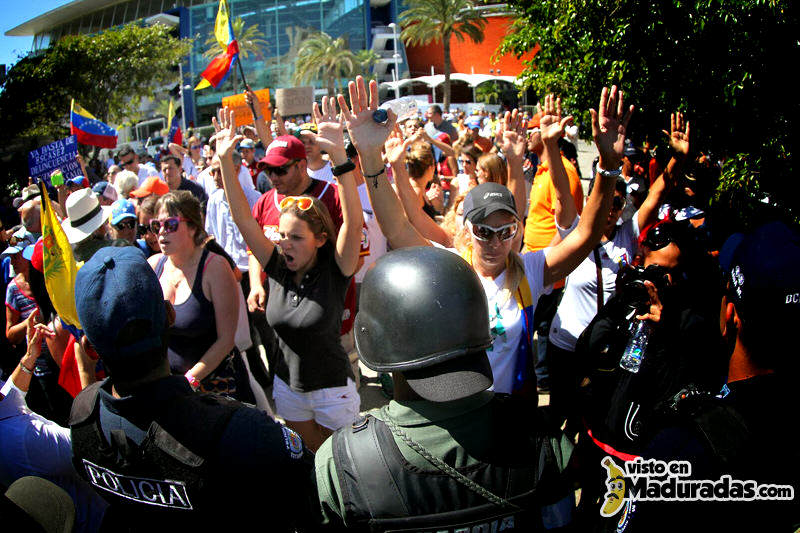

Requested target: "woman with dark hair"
[
  {"left": 216, "top": 97, "right": 364, "bottom": 451},
  {"left": 147, "top": 190, "right": 241, "bottom": 397}
]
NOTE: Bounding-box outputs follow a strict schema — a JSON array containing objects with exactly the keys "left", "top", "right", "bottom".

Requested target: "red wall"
[{"left": 404, "top": 15, "right": 539, "bottom": 77}]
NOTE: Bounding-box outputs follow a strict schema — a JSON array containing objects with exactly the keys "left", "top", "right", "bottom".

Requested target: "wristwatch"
[
  {"left": 331, "top": 159, "right": 356, "bottom": 177},
  {"left": 597, "top": 165, "right": 623, "bottom": 178}
]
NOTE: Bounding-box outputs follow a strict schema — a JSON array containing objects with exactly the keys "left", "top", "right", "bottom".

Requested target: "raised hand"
[
  {"left": 213, "top": 107, "right": 244, "bottom": 160},
  {"left": 339, "top": 76, "right": 396, "bottom": 153},
  {"left": 313, "top": 96, "right": 346, "bottom": 162},
  {"left": 384, "top": 125, "right": 409, "bottom": 166},
  {"left": 662, "top": 111, "right": 690, "bottom": 157},
  {"left": 590, "top": 86, "right": 635, "bottom": 170},
  {"left": 500, "top": 109, "right": 527, "bottom": 163},
  {"left": 539, "top": 94, "right": 574, "bottom": 146}
]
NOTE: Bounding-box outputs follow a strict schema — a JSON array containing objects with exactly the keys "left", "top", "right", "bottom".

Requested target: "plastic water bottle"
[
  {"left": 619, "top": 319, "right": 651, "bottom": 373},
  {"left": 372, "top": 96, "right": 419, "bottom": 124}
]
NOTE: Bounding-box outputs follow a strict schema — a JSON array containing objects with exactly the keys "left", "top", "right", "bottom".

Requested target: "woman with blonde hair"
[
  {"left": 366, "top": 88, "right": 634, "bottom": 396},
  {"left": 476, "top": 152, "right": 508, "bottom": 186}
]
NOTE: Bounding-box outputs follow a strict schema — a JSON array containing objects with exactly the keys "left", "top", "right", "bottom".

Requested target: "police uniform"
[
  {"left": 67, "top": 247, "right": 318, "bottom": 531},
  {"left": 316, "top": 391, "right": 575, "bottom": 531},
  {"left": 315, "top": 246, "right": 576, "bottom": 532}
]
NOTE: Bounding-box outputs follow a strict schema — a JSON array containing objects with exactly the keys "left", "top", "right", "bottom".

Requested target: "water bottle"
[
  {"left": 619, "top": 319, "right": 651, "bottom": 373},
  {"left": 372, "top": 96, "right": 419, "bottom": 124}
]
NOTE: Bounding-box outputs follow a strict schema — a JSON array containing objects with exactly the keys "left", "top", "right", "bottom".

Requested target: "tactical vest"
[
  {"left": 332, "top": 398, "right": 574, "bottom": 532},
  {"left": 69, "top": 382, "right": 240, "bottom": 530}
]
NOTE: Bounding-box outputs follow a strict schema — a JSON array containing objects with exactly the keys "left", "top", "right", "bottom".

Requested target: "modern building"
[{"left": 7, "top": 0, "right": 536, "bottom": 133}]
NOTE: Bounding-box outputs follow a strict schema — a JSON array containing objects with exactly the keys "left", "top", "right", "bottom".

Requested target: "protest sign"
[
  {"left": 276, "top": 87, "right": 314, "bottom": 117},
  {"left": 28, "top": 136, "right": 82, "bottom": 185},
  {"left": 222, "top": 88, "right": 271, "bottom": 128}
]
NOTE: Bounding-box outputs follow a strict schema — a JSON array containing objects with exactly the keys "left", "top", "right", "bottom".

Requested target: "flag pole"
[{"left": 227, "top": 0, "right": 259, "bottom": 123}]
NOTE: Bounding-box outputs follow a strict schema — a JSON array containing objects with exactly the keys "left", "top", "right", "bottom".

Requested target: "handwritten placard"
[
  {"left": 222, "top": 88, "right": 271, "bottom": 128},
  {"left": 275, "top": 87, "right": 314, "bottom": 117},
  {"left": 28, "top": 136, "right": 82, "bottom": 184}
]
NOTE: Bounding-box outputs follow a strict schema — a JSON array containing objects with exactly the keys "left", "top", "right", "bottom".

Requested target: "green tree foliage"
[
  {"left": 354, "top": 49, "right": 381, "bottom": 80},
  {"left": 475, "top": 81, "right": 502, "bottom": 104},
  {"left": 293, "top": 32, "right": 357, "bottom": 97},
  {"left": 399, "top": 0, "right": 488, "bottom": 112},
  {"left": 498, "top": 0, "right": 798, "bottom": 227},
  {"left": 1, "top": 23, "right": 191, "bottom": 143},
  {"left": 203, "top": 17, "right": 269, "bottom": 61}
]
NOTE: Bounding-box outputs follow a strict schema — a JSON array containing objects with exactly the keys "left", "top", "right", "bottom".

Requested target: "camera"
[{"left": 615, "top": 264, "right": 672, "bottom": 315}]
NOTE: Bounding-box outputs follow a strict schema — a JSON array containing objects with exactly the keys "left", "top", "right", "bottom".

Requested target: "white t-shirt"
[
  {"left": 137, "top": 164, "right": 160, "bottom": 186},
  {"left": 355, "top": 183, "right": 388, "bottom": 283},
  {"left": 308, "top": 161, "right": 334, "bottom": 183},
  {"left": 549, "top": 213, "right": 640, "bottom": 352},
  {"left": 197, "top": 163, "right": 258, "bottom": 204}
]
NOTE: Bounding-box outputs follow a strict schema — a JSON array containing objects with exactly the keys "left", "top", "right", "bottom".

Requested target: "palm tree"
[
  {"left": 294, "top": 32, "right": 357, "bottom": 97},
  {"left": 354, "top": 49, "right": 381, "bottom": 80},
  {"left": 399, "top": 0, "right": 488, "bottom": 112},
  {"left": 202, "top": 17, "right": 269, "bottom": 93},
  {"left": 475, "top": 81, "right": 502, "bottom": 104}
]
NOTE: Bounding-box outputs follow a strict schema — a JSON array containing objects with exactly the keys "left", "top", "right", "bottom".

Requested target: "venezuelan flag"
[
  {"left": 70, "top": 100, "right": 118, "bottom": 149},
  {"left": 195, "top": 0, "right": 240, "bottom": 90},
  {"left": 167, "top": 100, "right": 182, "bottom": 145},
  {"left": 38, "top": 183, "right": 82, "bottom": 328}
]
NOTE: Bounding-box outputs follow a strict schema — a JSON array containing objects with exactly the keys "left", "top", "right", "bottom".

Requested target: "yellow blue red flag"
[
  {"left": 195, "top": 0, "right": 239, "bottom": 90},
  {"left": 70, "top": 100, "right": 117, "bottom": 149},
  {"left": 38, "top": 183, "right": 82, "bottom": 328}
]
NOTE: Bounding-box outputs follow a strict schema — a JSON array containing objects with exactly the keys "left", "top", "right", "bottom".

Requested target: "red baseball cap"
[
  {"left": 130, "top": 176, "right": 169, "bottom": 198},
  {"left": 258, "top": 135, "right": 306, "bottom": 169}
]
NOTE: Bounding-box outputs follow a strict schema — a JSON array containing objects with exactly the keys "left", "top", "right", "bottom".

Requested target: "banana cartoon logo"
[{"left": 601, "top": 457, "right": 626, "bottom": 517}]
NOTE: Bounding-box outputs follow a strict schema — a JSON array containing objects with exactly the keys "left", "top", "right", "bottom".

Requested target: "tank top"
[{"left": 156, "top": 249, "right": 217, "bottom": 374}]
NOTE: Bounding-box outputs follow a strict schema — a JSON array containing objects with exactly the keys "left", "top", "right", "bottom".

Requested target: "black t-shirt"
[{"left": 264, "top": 244, "right": 354, "bottom": 392}]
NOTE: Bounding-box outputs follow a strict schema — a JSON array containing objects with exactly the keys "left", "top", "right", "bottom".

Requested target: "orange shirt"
[{"left": 524, "top": 155, "right": 584, "bottom": 254}]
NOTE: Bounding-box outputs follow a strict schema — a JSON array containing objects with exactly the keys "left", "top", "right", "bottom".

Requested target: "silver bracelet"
[{"left": 19, "top": 362, "right": 34, "bottom": 375}]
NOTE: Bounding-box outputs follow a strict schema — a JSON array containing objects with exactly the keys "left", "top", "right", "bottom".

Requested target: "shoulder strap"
[
  {"left": 333, "top": 415, "right": 409, "bottom": 519},
  {"left": 154, "top": 254, "right": 168, "bottom": 278},
  {"left": 69, "top": 381, "right": 103, "bottom": 425},
  {"left": 593, "top": 246, "right": 604, "bottom": 311},
  {"left": 192, "top": 248, "right": 210, "bottom": 293}
]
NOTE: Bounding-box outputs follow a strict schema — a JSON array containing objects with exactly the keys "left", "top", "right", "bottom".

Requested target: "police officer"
[
  {"left": 68, "top": 247, "right": 316, "bottom": 531},
  {"left": 315, "top": 246, "right": 576, "bottom": 531}
]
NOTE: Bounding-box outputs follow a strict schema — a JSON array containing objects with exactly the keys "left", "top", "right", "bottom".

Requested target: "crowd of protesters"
[{"left": 1, "top": 74, "right": 797, "bottom": 532}]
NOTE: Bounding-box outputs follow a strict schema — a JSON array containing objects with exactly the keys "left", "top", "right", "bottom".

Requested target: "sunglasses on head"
[
  {"left": 114, "top": 219, "right": 136, "bottom": 231},
  {"left": 467, "top": 221, "right": 518, "bottom": 242},
  {"left": 279, "top": 196, "right": 314, "bottom": 211},
  {"left": 265, "top": 160, "right": 299, "bottom": 177},
  {"left": 149, "top": 216, "right": 188, "bottom": 234}
]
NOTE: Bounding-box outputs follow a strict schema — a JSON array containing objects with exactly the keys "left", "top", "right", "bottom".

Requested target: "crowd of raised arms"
[{"left": 1, "top": 75, "right": 797, "bottom": 533}]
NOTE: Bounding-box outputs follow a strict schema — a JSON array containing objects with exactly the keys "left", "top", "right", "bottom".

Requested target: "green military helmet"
[{"left": 355, "top": 246, "right": 493, "bottom": 394}]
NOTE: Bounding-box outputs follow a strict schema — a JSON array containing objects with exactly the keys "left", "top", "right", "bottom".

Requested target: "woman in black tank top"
[{"left": 147, "top": 191, "right": 241, "bottom": 396}]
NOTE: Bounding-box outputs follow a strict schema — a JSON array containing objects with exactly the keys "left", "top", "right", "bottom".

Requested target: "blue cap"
[
  {"left": 75, "top": 247, "right": 166, "bottom": 379},
  {"left": 67, "top": 175, "right": 89, "bottom": 189},
  {"left": 92, "top": 181, "right": 110, "bottom": 195},
  {"left": 466, "top": 116, "right": 482, "bottom": 130},
  {"left": 109, "top": 199, "right": 136, "bottom": 225}
]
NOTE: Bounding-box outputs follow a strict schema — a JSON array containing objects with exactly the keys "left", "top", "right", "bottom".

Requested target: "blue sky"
[{"left": 1, "top": 1, "right": 72, "bottom": 69}]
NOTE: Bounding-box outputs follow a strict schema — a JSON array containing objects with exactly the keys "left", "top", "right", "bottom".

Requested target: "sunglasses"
[
  {"left": 265, "top": 160, "right": 299, "bottom": 177},
  {"left": 114, "top": 220, "right": 137, "bottom": 231},
  {"left": 467, "top": 221, "right": 518, "bottom": 242},
  {"left": 119, "top": 159, "right": 135, "bottom": 167},
  {"left": 149, "top": 216, "right": 188, "bottom": 234},
  {"left": 191, "top": 144, "right": 203, "bottom": 150},
  {"left": 612, "top": 195, "right": 626, "bottom": 211},
  {"left": 279, "top": 196, "right": 314, "bottom": 211},
  {"left": 138, "top": 224, "right": 152, "bottom": 236}
]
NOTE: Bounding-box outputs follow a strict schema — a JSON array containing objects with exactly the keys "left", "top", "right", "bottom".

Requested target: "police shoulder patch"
[{"left": 282, "top": 426, "right": 304, "bottom": 460}]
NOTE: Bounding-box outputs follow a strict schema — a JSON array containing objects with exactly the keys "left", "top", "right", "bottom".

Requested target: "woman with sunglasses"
[
  {"left": 451, "top": 145, "right": 482, "bottom": 198},
  {"left": 147, "top": 191, "right": 242, "bottom": 398},
  {"left": 363, "top": 85, "right": 634, "bottom": 396},
  {"left": 215, "top": 98, "right": 365, "bottom": 452},
  {"left": 547, "top": 111, "right": 690, "bottom": 429}
]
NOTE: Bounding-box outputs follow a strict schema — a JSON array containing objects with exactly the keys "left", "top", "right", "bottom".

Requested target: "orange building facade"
[{"left": 404, "top": 15, "right": 539, "bottom": 78}]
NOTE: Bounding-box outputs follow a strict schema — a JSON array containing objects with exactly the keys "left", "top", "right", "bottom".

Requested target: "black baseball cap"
[{"left": 462, "top": 182, "right": 519, "bottom": 224}]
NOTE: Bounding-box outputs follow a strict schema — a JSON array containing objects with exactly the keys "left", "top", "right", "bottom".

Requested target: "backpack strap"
[
  {"left": 593, "top": 246, "right": 604, "bottom": 311},
  {"left": 332, "top": 415, "right": 409, "bottom": 520}
]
